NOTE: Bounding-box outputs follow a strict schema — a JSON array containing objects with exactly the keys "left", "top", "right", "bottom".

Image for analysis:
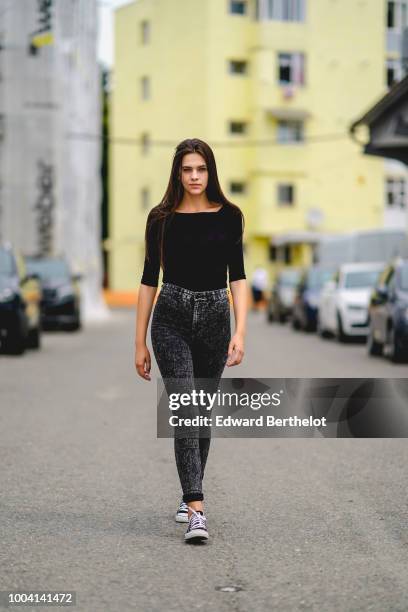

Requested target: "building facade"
[
  {"left": 0, "top": 0, "right": 106, "bottom": 319},
  {"left": 110, "top": 0, "right": 400, "bottom": 292}
]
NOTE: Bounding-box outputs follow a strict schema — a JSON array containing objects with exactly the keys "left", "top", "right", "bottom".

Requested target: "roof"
[
  {"left": 350, "top": 74, "right": 408, "bottom": 131},
  {"left": 271, "top": 231, "right": 323, "bottom": 246}
]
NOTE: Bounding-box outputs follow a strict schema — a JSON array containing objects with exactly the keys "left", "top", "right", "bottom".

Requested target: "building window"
[
  {"left": 141, "top": 187, "right": 150, "bottom": 210},
  {"left": 277, "top": 183, "right": 294, "bottom": 205},
  {"left": 387, "top": 1, "right": 408, "bottom": 29},
  {"left": 386, "top": 57, "right": 402, "bottom": 87},
  {"left": 230, "top": 181, "right": 246, "bottom": 194},
  {"left": 257, "top": 0, "right": 306, "bottom": 21},
  {"left": 386, "top": 177, "right": 407, "bottom": 208},
  {"left": 141, "top": 132, "right": 150, "bottom": 154},
  {"left": 278, "top": 52, "right": 305, "bottom": 85},
  {"left": 229, "top": 59, "right": 248, "bottom": 75},
  {"left": 271, "top": 245, "right": 292, "bottom": 263},
  {"left": 229, "top": 120, "right": 247, "bottom": 134},
  {"left": 141, "top": 20, "right": 150, "bottom": 44},
  {"left": 230, "top": 1, "right": 247, "bottom": 15},
  {"left": 277, "top": 120, "right": 304, "bottom": 143},
  {"left": 283, "top": 0, "right": 304, "bottom": 20},
  {"left": 388, "top": 0, "right": 395, "bottom": 27},
  {"left": 141, "top": 76, "right": 150, "bottom": 100},
  {"left": 269, "top": 244, "right": 277, "bottom": 261}
]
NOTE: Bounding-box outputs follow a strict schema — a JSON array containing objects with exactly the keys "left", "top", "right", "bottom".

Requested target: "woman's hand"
[
  {"left": 135, "top": 343, "right": 152, "bottom": 380},
  {"left": 226, "top": 332, "right": 245, "bottom": 367}
]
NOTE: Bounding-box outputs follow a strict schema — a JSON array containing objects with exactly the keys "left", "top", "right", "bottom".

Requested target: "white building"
[{"left": 0, "top": 0, "right": 107, "bottom": 320}]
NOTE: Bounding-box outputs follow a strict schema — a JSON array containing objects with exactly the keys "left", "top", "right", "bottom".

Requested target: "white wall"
[{"left": 0, "top": 0, "right": 108, "bottom": 321}]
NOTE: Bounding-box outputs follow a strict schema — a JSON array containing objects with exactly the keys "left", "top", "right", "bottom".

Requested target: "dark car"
[
  {"left": 25, "top": 257, "right": 82, "bottom": 331},
  {"left": 367, "top": 258, "right": 408, "bottom": 363},
  {"left": 291, "top": 265, "right": 337, "bottom": 332},
  {"left": 0, "top": 245, "right": 42, "bottom": 354},
  {"left": 267, "top": 267, "right": 302, "bottom": 323}
]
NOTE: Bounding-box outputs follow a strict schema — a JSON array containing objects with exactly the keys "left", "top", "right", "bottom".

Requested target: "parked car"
[
  {"left": 291, "top": 265, "right": 337, "bottom": 332},
  {"left": 367, "top": 258, "right": 408, "bottom": 363},
  {"left": 317, "top": 262, "right": 385, "bottom": 342},
  {"left": 25, "top": 256, "right": 82, "bottom": 331},
  {"left": 267, "top": 267, "right": 302, "bottom": 323},
  {"left": 0, "top": 245, "right": 42, "bottom": 354}
]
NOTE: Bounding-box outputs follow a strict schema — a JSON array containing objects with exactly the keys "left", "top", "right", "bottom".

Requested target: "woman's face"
[{"left": 179, "top": 152, "right": 209, "bottom": 196}]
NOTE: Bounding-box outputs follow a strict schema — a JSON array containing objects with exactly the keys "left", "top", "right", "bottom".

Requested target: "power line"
[{"left": 66, "top": 131, "right": 352, "bottom": 147}]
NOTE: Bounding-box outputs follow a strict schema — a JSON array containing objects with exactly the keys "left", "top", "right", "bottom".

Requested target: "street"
[{"left": 1, "top": 309, "right": 408, "bottom": 612}]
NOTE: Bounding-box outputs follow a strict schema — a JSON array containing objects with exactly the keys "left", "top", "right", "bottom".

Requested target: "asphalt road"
[{"left": 1, "top": 309, "right": 408, "bottom": 612}]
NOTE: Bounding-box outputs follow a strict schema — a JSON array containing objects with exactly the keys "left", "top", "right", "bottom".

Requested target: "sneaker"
[
  {"left": 184, "top": 508, "right": 209, "bottom": 542},
  {"left": 175, "top": 500, "right": 189, "bottom": 523}
]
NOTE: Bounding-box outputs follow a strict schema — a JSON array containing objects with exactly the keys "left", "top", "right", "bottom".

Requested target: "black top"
[{"left": 140, "top": 204, "right": 246, "bottom": 291}]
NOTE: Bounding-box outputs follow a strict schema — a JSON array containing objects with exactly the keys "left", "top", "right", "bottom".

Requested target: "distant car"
[
  {"left": 267, "top": 267, "right": 302, "bottom": 323},
  {"left": 317, "top": 262, "right": 385, "bottom": 342},
  {"left": 0, "top": 245, "right": 42, "bottom": 354},
  {"left": 367, "top": 258, "right": 408, "bottom": 363},
  {"left": 291, "top": 265, "right": 337, "bottom": 332},
  {"left": 25, "top": 257, "right": 82, "bottom": 331}
]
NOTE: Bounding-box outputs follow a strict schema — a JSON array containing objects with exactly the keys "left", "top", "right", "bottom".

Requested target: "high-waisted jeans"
[{"left": 151, "top": 282, "right": 231, "bottom": 503}]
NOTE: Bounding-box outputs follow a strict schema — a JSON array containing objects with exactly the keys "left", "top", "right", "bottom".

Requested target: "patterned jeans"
[{"left": 151, "top": 282, "right": 231, "bottom": 503}]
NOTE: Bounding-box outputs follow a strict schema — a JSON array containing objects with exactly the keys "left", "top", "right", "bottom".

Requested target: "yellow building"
[{"left": 110, "top": 0, "right": 394, "bottom": 292}]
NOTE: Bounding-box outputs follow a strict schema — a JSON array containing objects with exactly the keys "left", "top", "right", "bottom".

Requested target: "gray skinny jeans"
[{"left": 151, "top": 282, "right": 231, "bottom": 503}]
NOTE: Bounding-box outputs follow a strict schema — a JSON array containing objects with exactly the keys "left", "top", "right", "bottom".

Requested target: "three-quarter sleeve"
[
  {"left": 140, "top": 212, "right": 161, "bottom": 287},
  {"left": 228, "top": 209, "right": 246, "bottom": 283}
]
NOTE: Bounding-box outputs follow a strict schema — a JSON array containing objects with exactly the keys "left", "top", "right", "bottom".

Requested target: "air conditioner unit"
[{"left": 306, "top": 208, "right": 324, "bottom": 230}]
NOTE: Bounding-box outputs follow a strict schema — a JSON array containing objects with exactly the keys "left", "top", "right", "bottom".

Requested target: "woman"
[{"left": 134, "top": 138, "right": 247, "bottom": 543}]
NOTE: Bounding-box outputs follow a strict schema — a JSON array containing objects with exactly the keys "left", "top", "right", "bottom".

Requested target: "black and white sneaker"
[
  {"left": 184, "top": 508, "right": 209, "bottom": 542},
  {"left": 175, "top": 500, "right": 189, "bottom": 523}
]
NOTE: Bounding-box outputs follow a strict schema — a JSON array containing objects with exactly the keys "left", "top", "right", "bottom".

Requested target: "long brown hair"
[{"left": 144, "top": 138, "right": 244, "bottom": 270}]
